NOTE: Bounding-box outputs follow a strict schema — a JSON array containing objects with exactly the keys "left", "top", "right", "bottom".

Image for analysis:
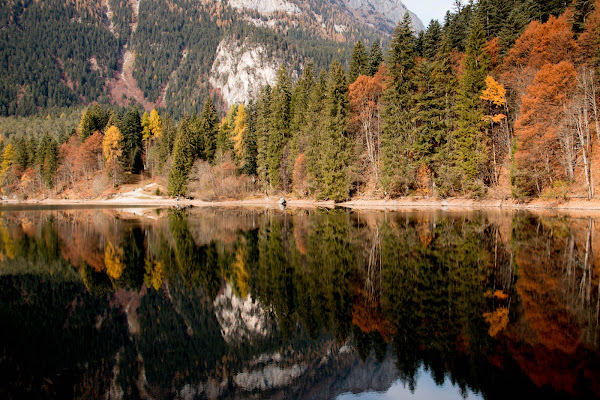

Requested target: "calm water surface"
[{"left": 0, "top": 207, "right": 598, "bottom": 399}]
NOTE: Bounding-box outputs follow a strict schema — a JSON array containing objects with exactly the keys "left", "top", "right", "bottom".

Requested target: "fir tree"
[
  {"left": 289, "top": 63, "right": 315, "bottom": 176},
  {"left": 422, "top": 20, "right": 443, "bottom": 60},
  {"left": 78, "top": 105, "right": 109, "bottom": 141},
  {"left": 349, "top": 41, "right": 368, "bottom": 83},
  {"left": 571, "top": 0, "right": 595, "bottom": 35},
  {"left": 498, "top": 0, "right": 538, "bottom": 50},
  {"left": 242, "top": 100, "right": 258, "bottom": 175},
  {"left": 168, "top": 115, "right": 196, "bottom": 196},
  {"left": 367, "top": 42, "right": 384, "bottom": 77},
  {"left": 319, "top": 60, "right": 352, "bottom": 202},
  {"left": 450, "top": 17, "right": 490, "bottom": 195},
  {"left": 119, "top": 108, "right": 143, "bottom": 173},
  {"left": 305, "top": 70, "right": 328, "bottom": 196},
  {"left": 380, "top": 13, "right": 418, "bottom": 196},
  {"left": 429, "top": 38, "right": 459, "bottom": 195},
  {"left": 267, "top": 65, "right": 292, "bottom": 191},
  {"left": 199, "top": 98, "right": 219, "bottom": 163},
  {"left": 256, "top": 85, "right": 272, "bottom": 191}
]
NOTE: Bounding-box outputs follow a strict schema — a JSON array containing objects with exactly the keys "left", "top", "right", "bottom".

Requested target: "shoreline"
[{"left": 3, "top": 196, "right": 600, "bottom": 215}]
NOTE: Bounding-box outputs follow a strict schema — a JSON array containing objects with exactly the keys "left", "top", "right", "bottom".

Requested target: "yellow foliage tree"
[
  {"left": 103, "top": 125, "right": 123, "bottom": 186},
  {"left": 149, "top": 109, "right": 163, "bottom": 139},
  {"left": 0, "top": 143, "right": 15, "bottom": 193},
  {"left": 230, "top": 103, "right": 247, "bottom": 160}
]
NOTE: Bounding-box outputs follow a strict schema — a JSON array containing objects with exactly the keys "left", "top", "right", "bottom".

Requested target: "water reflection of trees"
[{"left": 0, "top": 209, "right": 599, "bottom": 398}]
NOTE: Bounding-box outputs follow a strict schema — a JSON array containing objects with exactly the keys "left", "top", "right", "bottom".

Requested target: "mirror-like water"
[{"left": 0, "top": 207, "right": 598, "bottom": 399}]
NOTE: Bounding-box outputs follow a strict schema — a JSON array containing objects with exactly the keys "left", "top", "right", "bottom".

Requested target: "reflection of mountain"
[{"left": 0, "top": 209, "right": 599, "bottom": 399}]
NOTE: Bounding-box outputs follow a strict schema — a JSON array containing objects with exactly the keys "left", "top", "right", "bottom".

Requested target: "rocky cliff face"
[
  {"left": 209, "top": 0, "right": 424, "bottom": 107},
  {"left": 345, "top": 0, "right": 425, "bottom": 32},
  {"left": 209, "top": 36, "right": 283, "bottom": 108}
]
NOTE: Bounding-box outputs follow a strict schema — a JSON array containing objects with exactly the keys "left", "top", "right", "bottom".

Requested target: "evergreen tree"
[
  {"left": 305, "top": 70, "right": 328, "bottom": 195},
  {"left": 348, "top": 41, "right": 368, "bottom": 83},
  {"left": 289, "top": 63, "right": 315, "bottom": 176},
  {"left": 429, "top": 38, "right": 459, "bottom": 195},
  {"left": 450, "top": 17, "right": 490, "bottom": 195},
  {"left": 367, "top": 42, "right": 384, "bottom": 77},
  {"left": 442, "top": 3, "right": 475, "bottom": 52},
  {"left": 498, "top": 0, "right": 538, "bottom": 51},
  {"left": 319, "top": 60, "right": 353, "bottom": 202},
  {"left": 477, "top": 0, "right": 515, "bottom": 39},
  {"left": 78, "top": 105, "right": 109, "bottom": 141},
  {"left": 119, "top": 108, "right": 143, "bottom": 173},
  {"left": 255, "top": 85, "right": 272, "bottom": 191},
  {"left": 242, "top": 100, "right": 258, "bottom": 175},
  {"left": 198, "top": 98, "right": 219, "bottom": 163},
  {"left": 267, "top": 65, "right": 292, "bottom": 191},
  {"left": 571, "top": 0, "right": 595, "bottom": 34},
  {"left": 168, "top": 115, "right": 195, "bottom": 196},
  {"left": 380, "top": 13, "right": 418, "bottom": 196},
  {"left": 422, "top": 20, "right": 443, "bottom": 60}
]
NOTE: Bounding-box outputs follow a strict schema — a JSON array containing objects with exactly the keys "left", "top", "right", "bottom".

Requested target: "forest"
[{"left": 0, "top": 0, "right": 599, "bottom": 201}]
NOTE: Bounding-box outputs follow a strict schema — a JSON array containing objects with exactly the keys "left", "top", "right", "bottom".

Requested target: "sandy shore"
[{"left": 4, "top": 195, "right": 600, "bottom": 216}]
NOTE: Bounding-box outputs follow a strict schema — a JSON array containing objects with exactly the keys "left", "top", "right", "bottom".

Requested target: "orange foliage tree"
[
  {"left": 513, "top": 61, "right": 578, "bottom": 195},
  {"left": 348, "top": 67, "right": 385, "bottom": 185},
  {"left": 503, "top": 13, "right": 578, "bottom": 104}
]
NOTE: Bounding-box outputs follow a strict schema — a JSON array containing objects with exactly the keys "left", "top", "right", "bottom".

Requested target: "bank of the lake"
[{"left": 5, "top": 195, "right": 600, "bottom": 216}]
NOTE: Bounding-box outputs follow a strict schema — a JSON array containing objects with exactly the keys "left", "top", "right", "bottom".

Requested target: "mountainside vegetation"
[{"left": 1, "top": 0, "right": 600, "bottom": 202}]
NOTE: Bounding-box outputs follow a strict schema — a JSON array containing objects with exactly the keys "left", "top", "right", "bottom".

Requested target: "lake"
[{"left": 0, "top": 206, "right": 598, "bottom": 399}]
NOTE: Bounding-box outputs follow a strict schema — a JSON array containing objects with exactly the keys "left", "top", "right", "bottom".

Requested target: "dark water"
[{"left": 0, "top": 207, "right": 599, "bottom": 400}]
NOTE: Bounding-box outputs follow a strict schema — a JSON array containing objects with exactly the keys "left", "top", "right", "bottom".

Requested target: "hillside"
[{"left": 0, "top": 0, "right": 423, "bottom": 118}]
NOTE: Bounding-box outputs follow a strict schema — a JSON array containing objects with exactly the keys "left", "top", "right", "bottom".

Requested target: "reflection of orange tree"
[{"left": 504, "top": 215, "right": 600, "bottom": 396}]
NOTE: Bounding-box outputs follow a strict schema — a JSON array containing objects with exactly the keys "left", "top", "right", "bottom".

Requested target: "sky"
[
  {"left": 402, "top": 0, "right": 456, "bottom": 27},
  {"left": 335, "top": 366, "right": 483, "bottom": 400}
]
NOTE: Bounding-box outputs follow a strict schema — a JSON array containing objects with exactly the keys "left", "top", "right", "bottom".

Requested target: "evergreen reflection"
[{"left": 0, "top": 208, "right": 598, "bottom": 399}]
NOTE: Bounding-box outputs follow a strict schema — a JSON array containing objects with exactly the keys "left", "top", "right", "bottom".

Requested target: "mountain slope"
[{"left": 0, "top": 0, "right": 423, "bottom": 118}]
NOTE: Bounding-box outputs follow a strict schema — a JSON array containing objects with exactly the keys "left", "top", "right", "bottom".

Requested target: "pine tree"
[
  {"left": 119, "top": 108, "right": 143, "bottom": 173},
  {"left": 450, "top": 17, "right": 490, "bottom": 195},
  {"left": 168, "top": 115, "right": 196, "bottom": 196},
  {"left": 422, "top": 20, "right": 443, "bottom": 60},
  {"left": 571, "top": 0, "right": 595, "bottom": 34},
  {"left": 267, "top": 65, "right": 292, "bottom": 191},
  {"left": 429, "top": 38, "right": 460, "bottom": 195},
  {"left": 199, "top": 98, "right": 219, "bottom": 163},
  {"left": 367, "top": 42, "right": 384, "bottom": 77},
  {"left": 256, "top": 85, "right": 272, "bottom": 190},
  {"left": 289, "top": 63, "right": 315, "bottom": 179},
  {"left": 78, "top": 105, "right": 109, "bottom": 141},
  {"left": 380, "top": 13, "right": 418, "bottom": 196},
  {"left": 498, "top": 0, "right": 539, "bottom": 51},
  {"left": 319, "top": 60, "right": 352, "bottom": 202},
  {"left": 349, "top": 41, "right": 368, "bottom": 83},
  {"left": 38, "top": 133, "right": 58, "bottom": 188},
  {"left": 242, "top": 100, "right": 258, "bottom": 175},
  {"left": 305, "top": 70, "right": 328, "bottom": 195}
]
